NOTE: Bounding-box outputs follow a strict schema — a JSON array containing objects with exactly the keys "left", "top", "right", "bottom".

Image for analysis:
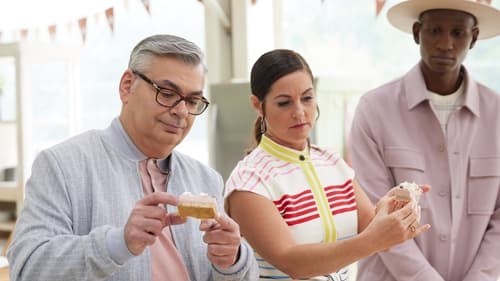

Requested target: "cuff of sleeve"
[
  {"left": 212, "top": 242, "right": 250, "bottom": 276},
  {"left": 105, "top": 227, "right": 135, "bottom": 265}
]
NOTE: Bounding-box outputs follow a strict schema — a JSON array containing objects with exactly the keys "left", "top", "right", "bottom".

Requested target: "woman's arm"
[
  {"left": 227, "top": 190, "right": 426, "bottom": 279},
  {"left": 353, "top": 179, "right": 375, "bottom": 233}
]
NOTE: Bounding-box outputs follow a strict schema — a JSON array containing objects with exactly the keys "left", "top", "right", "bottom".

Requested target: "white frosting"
[{"left": 396, "top": 181, "right": 422, "bottom": 202}]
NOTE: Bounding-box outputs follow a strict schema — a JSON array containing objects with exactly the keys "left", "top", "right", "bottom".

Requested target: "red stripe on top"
[
  {"left": 281, "top": 205, "right": 319, "bottom": 219},
  {"left": 326, "top": 190, "right": 355, "bottom": 202},
  {"left": 276, "top": 196, "right": 316, "bottom": 213},
  {"left": 331, "top": 205, "right": 358, "bottom": 216},
  {"left": 324, "top": 179, "right": 353, "bottom": 192},
  {"left": 329, "top": 197, "right": 356, "bottom": 209},
  {"left": 285, "top": 213, "right": 320, "bottom": 226},
  {"left": 273, "top": 188, "right": 313, "bottom": 206}
]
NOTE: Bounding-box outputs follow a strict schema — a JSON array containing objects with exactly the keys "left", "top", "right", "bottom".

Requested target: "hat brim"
[{"left": 387, "top": 0, "right": 500, "bottom": 39}]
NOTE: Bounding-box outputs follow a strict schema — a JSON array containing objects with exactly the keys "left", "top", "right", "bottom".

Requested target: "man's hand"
[
  {"left": 200, "top": 214, "right": 241, "bottom": 269},
  {"left": 124, "top": 192, "right": 187, "bottom": 256}
]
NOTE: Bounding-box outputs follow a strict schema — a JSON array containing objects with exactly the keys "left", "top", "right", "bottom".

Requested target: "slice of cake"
[
  {"left": 394, "top": 181, "right": 422, "bottom": 203},
  {"left": 178, "top": 192, "right": 218, "bottom": 219}
]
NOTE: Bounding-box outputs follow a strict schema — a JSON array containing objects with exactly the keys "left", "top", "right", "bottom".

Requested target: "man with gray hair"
[{"left": 7, "top": 34, "right": 258, "bottom": 281}]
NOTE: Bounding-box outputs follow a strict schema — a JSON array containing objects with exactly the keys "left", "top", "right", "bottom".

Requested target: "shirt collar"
[
  {"left": 404, "top": 63, "right": 480, "bottom": 117},
  {"left": 259, "top": 134, "right": 310, "bottom": 163}
]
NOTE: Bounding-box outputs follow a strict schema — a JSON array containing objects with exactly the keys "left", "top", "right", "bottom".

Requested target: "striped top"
[{"left": 225, "top": 135, "right": 357, "bottom": 280}]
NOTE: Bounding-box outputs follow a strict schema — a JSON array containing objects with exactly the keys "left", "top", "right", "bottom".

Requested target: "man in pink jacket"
[{"left": 350, "top": 0, "right": 500, "bottom": 280}]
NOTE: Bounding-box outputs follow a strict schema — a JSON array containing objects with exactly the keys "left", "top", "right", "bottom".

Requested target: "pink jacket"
[{"left": 350, "top": 63, "right": 500, "bottom": 281}]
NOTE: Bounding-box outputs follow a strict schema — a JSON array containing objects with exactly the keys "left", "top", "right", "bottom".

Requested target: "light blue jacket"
[{"left": 8, "top": 118, "right": 258, "bottom": 281}]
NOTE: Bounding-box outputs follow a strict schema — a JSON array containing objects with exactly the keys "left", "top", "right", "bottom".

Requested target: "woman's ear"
[
  {"left": 250, "top": 95, "right": 263, "bottom": 116},
  {"left": 119, "top": 69, "right": 135, "bottom": 104}
]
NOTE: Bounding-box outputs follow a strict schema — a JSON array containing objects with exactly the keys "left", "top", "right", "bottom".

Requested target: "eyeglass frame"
[{"left": 132, "top": 70, "right": 210, "bottom": 115}]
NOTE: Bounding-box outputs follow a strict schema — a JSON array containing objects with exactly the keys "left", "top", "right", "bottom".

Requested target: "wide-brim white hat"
[{"left": 387, "top": 0, "right": 500, "bottom": 39}]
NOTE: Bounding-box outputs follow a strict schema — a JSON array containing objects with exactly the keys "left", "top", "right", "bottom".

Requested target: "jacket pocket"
[
  {"left": 385, "top": 147, "right": 427, "bottom": 208},
  {"left": 468, "top": 156, "right": 500, "bottom": 215}
]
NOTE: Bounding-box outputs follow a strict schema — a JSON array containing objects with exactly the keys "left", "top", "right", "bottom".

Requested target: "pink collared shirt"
[
  {"left": 139, "top": 159, "right": 190, "bottom": 281},
  {"left": 350, "top": 63, "right": 500, "bottom": 281}
]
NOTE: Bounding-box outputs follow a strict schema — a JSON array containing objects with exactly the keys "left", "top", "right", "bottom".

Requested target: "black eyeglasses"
[{"left": 132, "top": 70, "right": 210, "bottom": 115}]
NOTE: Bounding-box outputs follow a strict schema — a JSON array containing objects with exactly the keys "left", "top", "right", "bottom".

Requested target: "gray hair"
[{"left": 128, "top": 34, "right": 206, "bottom": 73}]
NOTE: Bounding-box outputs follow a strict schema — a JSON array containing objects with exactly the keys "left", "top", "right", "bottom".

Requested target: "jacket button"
[{"left": 439, "top": 234, "right": 447, "bottom": 241}]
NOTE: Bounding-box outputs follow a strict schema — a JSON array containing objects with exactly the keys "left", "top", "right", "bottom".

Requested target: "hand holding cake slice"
[{"left": 178, "top": 192, "right": 218, "bottom": 219}]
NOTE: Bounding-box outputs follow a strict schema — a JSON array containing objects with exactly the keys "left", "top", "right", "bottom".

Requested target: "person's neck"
[
  {"left": 119, "top": 115, "right": 174, "bottom": 159},
  {"left": 420, "top": 63, "right": 463, "bottom": 95},
  {"left": 265, "top": 133, "right": 308, "bottom": 151}
]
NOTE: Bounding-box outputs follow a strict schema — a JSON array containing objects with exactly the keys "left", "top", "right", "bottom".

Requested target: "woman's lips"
[{"left": 290, "top": 123, "right": 307, "bottom": 129}]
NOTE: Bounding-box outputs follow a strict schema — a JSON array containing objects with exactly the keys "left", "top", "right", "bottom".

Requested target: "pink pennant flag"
[
  {"left": 105, "top": 7, "right": 115, "bottom": 33},
  {"left": 141, "top": 0, "right": 151, "bottom": 15},
  {"left": 94, "top": 13, "right": 101, "bottom": 25},
  {"left": 376, "top": 0, "right": 386, "bottom": 16},
  {"left": 20, "top": 29, "right": 29, "bottom": 40},
  {"left": 48, "top": 25, "right": 57, "bottom": 41},
  {"left": 78, "top": 17, "right": 87, "bottom": 43}
]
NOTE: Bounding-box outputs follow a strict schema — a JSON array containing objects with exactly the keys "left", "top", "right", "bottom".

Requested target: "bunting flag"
[
  {"left": 67, "top": 21, "right": 73, "bottom": 33},
  {"left": 141, "top": 0, "right": 151, "bottom": 15},
  {"left": 94, "top": 13, "right": 101, "bottom": 25},
  {"left": 48, "top": 25, "right": 57, "bottom": 41},
  {"left": 2, "top": 0, "right": 165, "bottom": 44},
  {"left": 34, "top": 27, "right": 41, "bottom": 40},
  {"left": 376, "top": 0, "right": 386, "bottom": 16},
  {"left": 105, "top": 7, "right": 115, "bottom": 33},
  {"left": 20, "top": 29, "right": 29, "bottom": 41},
  {"left": 78, "top": 17, "right": 87, "bottom": 43}
]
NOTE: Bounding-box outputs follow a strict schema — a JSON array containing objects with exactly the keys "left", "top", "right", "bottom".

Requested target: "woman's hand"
[{"left": 362, "top": 195, "right": 431, "bottom": 254}]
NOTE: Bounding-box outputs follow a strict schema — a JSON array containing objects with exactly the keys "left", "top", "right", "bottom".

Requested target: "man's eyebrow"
[{"left": 158, "top": 79, "right": 204, "bottom": 97}]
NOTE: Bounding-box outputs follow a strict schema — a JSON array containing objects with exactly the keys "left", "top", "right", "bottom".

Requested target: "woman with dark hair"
[{"left": 224, "top": 49, "right": 430, "bottom": 280}]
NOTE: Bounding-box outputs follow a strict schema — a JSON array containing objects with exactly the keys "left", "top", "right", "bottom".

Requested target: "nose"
[
  {"left": 170, "top": 99, "right": 189, "bottom": 118},
  {"left": 293, "top": 104, "right": 305, "bottom": 119},
  {"left": 436, "top": 33, "right": 453, "bottom": 51}
]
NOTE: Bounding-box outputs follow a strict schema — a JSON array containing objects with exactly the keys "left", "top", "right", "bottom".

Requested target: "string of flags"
[
  {"left": 0, "top": 0, "right": 162, "bottom": 44},
  {"left": 1, "top": 0, "right": 496, "bottom": 43}
]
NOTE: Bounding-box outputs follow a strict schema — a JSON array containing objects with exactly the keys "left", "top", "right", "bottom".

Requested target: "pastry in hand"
[
  {"left": 394, "top": 181, "right": 422, "bottom": 203},
  {"left": 178, "top": 192, "right": 218, "bottom": 219}
]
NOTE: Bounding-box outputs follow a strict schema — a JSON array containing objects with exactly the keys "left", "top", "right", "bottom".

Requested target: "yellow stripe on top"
[{"left": 259, "top": 135, "right": 337, "bottom": 242}]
